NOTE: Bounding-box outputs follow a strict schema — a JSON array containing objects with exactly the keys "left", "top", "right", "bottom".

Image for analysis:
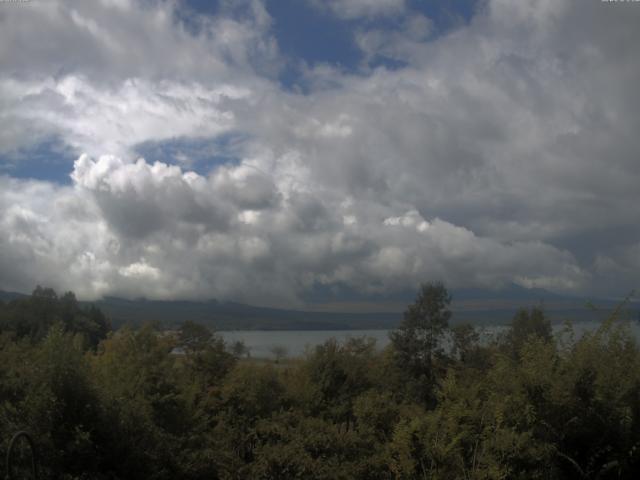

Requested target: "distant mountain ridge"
[
  {"left": 452, "top": 283, "right": 576, "bottom": 301},
  {"left": 2, "top": 285, "right": 635, "bottom": 330},
  {"left": 0, "top": 290, "right": 28, "bottom": 302},
  {"left": 93, "top": 296, "right": 399, "bottom": 330}
]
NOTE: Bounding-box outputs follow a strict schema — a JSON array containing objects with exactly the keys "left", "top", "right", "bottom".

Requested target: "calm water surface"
[
  {"left": 220, "top": 330, "right": 392, "bottom": 358},
  {"left": 220, "top": 321, "right": 640, "bottom": 359}
]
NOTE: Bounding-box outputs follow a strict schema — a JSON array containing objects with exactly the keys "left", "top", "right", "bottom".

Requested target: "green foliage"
[
  {"left": 304, "top": 337, "right": 376, "bottom": 421},
  {"left": 502, "top": 306, "right": 552, "bottom": 358},
  {"left": 2, "top": 286, "right": 640, "bottom": 479},
  {"left": 0, "top": 286, "right": 110, "bottom": 347},
  {"left": 178, "top": 320, "right": 237, "bottom": 388},
  {"left": 390, "top": 282, "right": 452, "bottom": 405}
]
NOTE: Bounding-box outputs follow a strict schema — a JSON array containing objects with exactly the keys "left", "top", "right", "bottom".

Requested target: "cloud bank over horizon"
[{"left": 1, "top": 0, "right": 639, "bottom": 305}]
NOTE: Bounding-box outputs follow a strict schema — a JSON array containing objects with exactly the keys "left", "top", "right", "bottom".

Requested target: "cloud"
[
  {"left": 0, "top": 0, "right": 276, "bottom": 82},
  {"left": 309, "top": 0, "right": 406, "bottom": 19},
  {"left": 355, "top": 13, "right": 433, "bottom": 64},
  {"left": 0, "top": 0, "right": 275, "bottom": 157},
  {"left": 0, "top": 153, "right": 588, "bottom": 303},
  {"left": 0, "top": 75, "right": 253, "bottom": 158},
  {"left": 1, "top": 0, "right": 639, "bottom": 302},
  {"left": 119, "top": 260, "right": 161, "bottom": 281}
]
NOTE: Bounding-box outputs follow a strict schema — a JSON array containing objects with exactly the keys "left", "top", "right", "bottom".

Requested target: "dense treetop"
[{"left": 1, "top": 284, "right": 639, "bottom": 479}]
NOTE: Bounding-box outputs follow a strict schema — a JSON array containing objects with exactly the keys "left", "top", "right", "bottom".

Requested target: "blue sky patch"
[
  {"left": 409, "top": 0, "right": 481, "bottom": 33},
  {"left": 266, "top": 0, "right": 363, "bottom": 69},
  {"left": 133, "top": 133, "right": 247, "bottom": 176},
  {"left": 0, "top": 137, "right": 77, "bottom": 185},
  {"left": 3, "top": 0, "right": 484, "bottom": 182},
  {"left": 269, "top": 0, "right": 481, "bottom": 89}
]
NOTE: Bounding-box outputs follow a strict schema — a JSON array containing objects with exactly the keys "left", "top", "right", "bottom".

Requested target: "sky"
[{"left": 0, "top": 0, "right": 639, "bottom": 306}]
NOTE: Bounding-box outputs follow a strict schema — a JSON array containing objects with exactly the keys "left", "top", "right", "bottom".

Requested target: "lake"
[
  {"left": 219, "top": 320, "right": 640, "bottom": 359},
  {"left": 219, "top": 329, "right": 392, "bottom": 358}
]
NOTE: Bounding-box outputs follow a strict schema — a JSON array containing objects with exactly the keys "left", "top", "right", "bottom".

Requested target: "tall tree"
[
  {"left": 504, "top": 306, "right": 551, "bottom": 358},
  {"left": 390, "top": 282, "right": 451, "bottom": 403}
]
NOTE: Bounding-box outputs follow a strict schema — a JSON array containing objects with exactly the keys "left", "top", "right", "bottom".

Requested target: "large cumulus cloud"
[
  {"left": 0, "top": 0, "right": 638, "bottom": 302},
  {"left": 0, "top": 153, "right": 587, "bottom": 303}
]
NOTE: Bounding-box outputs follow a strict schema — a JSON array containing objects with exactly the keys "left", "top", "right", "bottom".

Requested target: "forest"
[{"left": 1, "top": 284, "right": 639, "bottom": 479}]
